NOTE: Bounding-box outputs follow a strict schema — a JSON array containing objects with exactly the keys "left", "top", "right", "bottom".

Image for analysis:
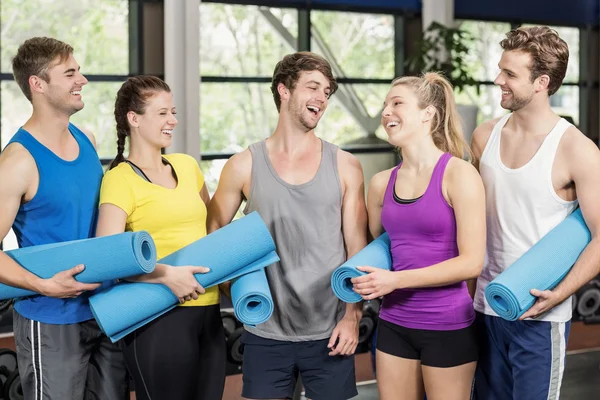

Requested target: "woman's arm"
[{"left": 96, "top": 203, "right": 208, "bottom": 303}]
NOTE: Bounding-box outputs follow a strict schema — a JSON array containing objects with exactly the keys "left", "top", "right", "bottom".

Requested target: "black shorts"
[
  {"left": 376, "top": 318, "right": 478, "bottom": 368},
  {"left": 240, "top": 331, "right": 358, "bottom": 400}
]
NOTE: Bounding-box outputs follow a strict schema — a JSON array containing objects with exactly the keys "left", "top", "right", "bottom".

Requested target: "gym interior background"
[{"left": 1, "top": 0, "right": 600, "bottom": 399}]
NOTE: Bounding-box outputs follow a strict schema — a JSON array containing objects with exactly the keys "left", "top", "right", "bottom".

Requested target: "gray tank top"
[{"left": 243, "top": 139, "right": 347, "bottom": 341}]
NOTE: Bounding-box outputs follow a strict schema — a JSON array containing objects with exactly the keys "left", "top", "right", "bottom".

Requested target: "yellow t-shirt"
[{"left": 99, "top": 153, "right": 219, "bottom": 306}]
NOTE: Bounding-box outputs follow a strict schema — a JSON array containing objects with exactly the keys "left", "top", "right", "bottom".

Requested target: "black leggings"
[{"left": 121, "top": 304, "right": 226, "bottom": 400}]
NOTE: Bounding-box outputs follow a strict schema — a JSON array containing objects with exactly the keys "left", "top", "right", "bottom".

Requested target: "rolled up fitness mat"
[
  {"left": 485, "top": 208, "right": 590, "bottom": 321},
  {"left": 331, "top": 233, "right": 392, "bottom": 303},
  {"left": 1, "top": 232, "right": 156, "bottom": 300},
  {"left": 89, "top": 211, "right": 279, "bottom": 342},
  {"left": 230, "top": 268, "right": 273, "bottom": 326}
]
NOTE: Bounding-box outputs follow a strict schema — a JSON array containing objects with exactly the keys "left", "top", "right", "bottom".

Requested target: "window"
[{"left": 457, "top": 21, "right": 582, "bottom": 127}]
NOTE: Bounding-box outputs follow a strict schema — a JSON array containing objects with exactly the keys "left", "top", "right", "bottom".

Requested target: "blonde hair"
[{"left": 392, "top": 72, "right": 472, "bottom": 160}]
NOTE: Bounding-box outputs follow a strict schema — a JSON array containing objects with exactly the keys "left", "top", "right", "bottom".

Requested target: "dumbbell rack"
[{"left": 572, "top": 275, "right": 600, "bottom": 324}]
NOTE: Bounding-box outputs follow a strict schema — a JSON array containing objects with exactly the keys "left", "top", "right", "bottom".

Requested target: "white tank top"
[{"left": 473, "top": 113, "right": 578, "bottom": 322}]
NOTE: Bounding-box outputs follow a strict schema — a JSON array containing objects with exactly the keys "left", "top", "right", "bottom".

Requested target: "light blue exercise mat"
[
  {"left": 331, "top": 233, "right": 392, "bottom": 303},
  {"left": 231, "top": 268, "right": 273, "bottom": 326},
  {"left": 485, "top": 208, "right": 590, "bottom": 321},
  {"left": 1, "top": 232, "right": 156, "bottom": 300},
  {"left": 89, "top": 211, "right": 279, "bottom": 342}
]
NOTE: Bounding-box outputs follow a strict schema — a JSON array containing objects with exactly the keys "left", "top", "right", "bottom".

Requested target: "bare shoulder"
[
  {"left": 369, "top": 167, "right": 395, "bottom": 197},
  {"left": 472, "top": 117, "right": 501, "bottom": 149},
  {"left": 227, "top": 148, "right": 252, "bottom": 170},
  {"left": 221, "top": 148, "right": 252, "bottom": 185},
  {"left": 336, "top": 148, "right": 363, "bottom": 177},
  {"left": 446, "top": 156, "right": 481, "bottom": 182},
  {"left": 0, "top": 143, "right": 37, "bottom": 193},
  {"left": 560, "top": 126, "right": 600, "bottom": 160}
]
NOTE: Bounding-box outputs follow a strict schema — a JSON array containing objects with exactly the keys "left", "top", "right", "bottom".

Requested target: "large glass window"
[{"left": 456, "top": 21, "right": 581, "bottom": 127}]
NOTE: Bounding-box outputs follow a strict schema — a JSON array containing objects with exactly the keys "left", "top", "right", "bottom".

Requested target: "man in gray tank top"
[{"left": 208, "top": 52, "right": 367, "bottom": 400}]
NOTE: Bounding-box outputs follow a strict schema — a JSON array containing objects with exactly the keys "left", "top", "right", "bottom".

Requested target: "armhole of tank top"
[
  {"left": 545, "top": 120, "right": 574, "bottom": 205},
  {"left": 480, "top": 115, "right": 508, "bottom": 163},
  {"left": 243, "top": 144, "right": 259, "bottom": 213},
  {"left": 384, "top": 166, "right": 399, "bottom": 203},
  {"left": 18, "top": 143, "right": 44, "bottom": 211},
  {"left": 329, "top": 143, "right": 343, "bottom": 206},
  {"left": 69, "top": 124, "right": 96, "bottom": 155}
]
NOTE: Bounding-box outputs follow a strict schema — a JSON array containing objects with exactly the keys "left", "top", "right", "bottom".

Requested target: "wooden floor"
[{"left": 1, "top": 321, "right": 598, "bottom": 400}]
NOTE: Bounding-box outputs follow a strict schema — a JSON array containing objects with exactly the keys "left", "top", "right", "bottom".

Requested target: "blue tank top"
[{"left": 8, "top": 124, "right": 105, "bottom": 324}]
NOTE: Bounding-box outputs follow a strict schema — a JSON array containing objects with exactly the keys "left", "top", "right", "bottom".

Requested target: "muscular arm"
[
  {"left": 206, "top": 151, "right": 251, "bottom": 298},
  {"left": 328, "top": 151, "right": 368, "bottom": 356},
  {"left": 206, "top": 151, "right": 251, "bottom": 234},
  {"left": 0, "top": 145, "right": 99, "bottom": 296},
  {"left": 550, "top": 133, "right": 600, "bottom": 301},
  {"left": 467, "top": 119, "right": 495, "bottom": 296},
  {"left": 340, "top": 151, "right": 368, "bottom": 316}
]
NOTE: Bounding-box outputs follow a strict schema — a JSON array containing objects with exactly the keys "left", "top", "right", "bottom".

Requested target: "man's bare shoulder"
[
  {"left": 0, "top": 143, "right": 36, "bottom": 193},
  {"left": 226, "top": 148, "right": 252, "bottom": 170},
  {"left": 472, "top": 117, "right": 502, "bottom": 145},
  {"left": 337, "top": 148, "right": 363, "bottom": 173},
  {"left": 560, "top": 125, "right": 600, "bottom": 163}
]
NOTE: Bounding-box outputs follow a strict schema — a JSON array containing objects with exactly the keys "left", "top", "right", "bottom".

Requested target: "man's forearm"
[
  {"left": 0, "top": 251, "right": 44, "bottom": 293},
  {"left": 343, "top": 301, "right": 362, "bottom": 320},
  {"left": 554, "top": 237, "right": 600, "bottom": 301}
]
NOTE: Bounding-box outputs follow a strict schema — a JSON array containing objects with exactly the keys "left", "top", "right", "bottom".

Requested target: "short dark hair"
[{"left": 271, "top": 52, "right": 338, "bottom": 112}]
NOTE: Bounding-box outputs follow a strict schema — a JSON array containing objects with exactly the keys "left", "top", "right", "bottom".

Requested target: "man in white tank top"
[
  {"left": 471, "top": 26, "right": 600, "bottom": 400},
  {"left": 208, "top": 52, "right": 367, "bottom": 400}
]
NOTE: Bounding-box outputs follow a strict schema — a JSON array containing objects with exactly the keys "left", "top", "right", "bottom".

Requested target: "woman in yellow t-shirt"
[{"left": 95, "top": 76, "right": 225, "bottom": 400}]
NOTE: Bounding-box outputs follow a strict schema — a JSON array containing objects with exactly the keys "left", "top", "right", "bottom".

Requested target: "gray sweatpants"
[{"left": 13, "top": 310, "right": 129, "bottom": 400}]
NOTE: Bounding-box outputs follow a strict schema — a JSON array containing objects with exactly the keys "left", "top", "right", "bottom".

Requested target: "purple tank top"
[{"left": 379, "top": 153, "right": 475, "bottom": 331}]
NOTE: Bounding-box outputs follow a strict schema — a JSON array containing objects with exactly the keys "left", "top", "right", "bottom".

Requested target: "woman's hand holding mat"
[
  {"left": 331, "top": 233, "right": 392, "bottom": 303},
  {"left": 89, "top": 211, "right": 279, "bottom": 342}
]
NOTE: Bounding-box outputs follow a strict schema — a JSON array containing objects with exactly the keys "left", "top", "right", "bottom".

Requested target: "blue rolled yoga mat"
[
  {"left": 485, "top": 208, "right": 590, "bottom": 321},
  {"left": 231, "top": 268, "right": 273, "bottom": 326},
  {"left": 1, "top": 232, "right": 156, "bottom": 300},
  {"left": 331, "top": 233, "right": 392, "bottom": 303},
  {"left": 89, "top": 211, "right": 279, "bottom": 342}
]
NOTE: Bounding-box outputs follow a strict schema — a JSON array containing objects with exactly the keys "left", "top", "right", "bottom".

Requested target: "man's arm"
[
  {"left": 206, "top": 150, "right": 251, "bottom": 234},
  {"left": 470, "top": 118, "right": 497, "bottom": 171},
  {"left": 207, "top": 151, "right": 252, "bottom": 298},
  {"left": 0, "top": 144, "right": 99, "bottom": 297},
  {"left": 521, "top": 130, "right": 600, "bottom": 319},
  {"left": 328, "top": 150, "right": 368, "bottom": 356},
  {"left": 467, "top": 119, "right": 496, "bottom": 297}
]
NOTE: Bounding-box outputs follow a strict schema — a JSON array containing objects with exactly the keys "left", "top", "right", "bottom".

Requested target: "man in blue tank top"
[
  {"left": 471, "top": 26, "right": 600, "bottom": 400},
  {"left": 208, "top": 52, "right": 367, "bottom": 400},
  {"left": 0, "top": 38, "right": 128, "bottom": 399}
]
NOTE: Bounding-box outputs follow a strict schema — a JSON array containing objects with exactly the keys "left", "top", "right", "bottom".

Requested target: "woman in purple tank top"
[{"left": 351, "top": 72, "right": 486, "bottom": 400}]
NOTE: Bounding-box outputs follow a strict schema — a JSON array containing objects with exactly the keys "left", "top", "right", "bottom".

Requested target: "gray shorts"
[{"left": 13, "top": 310, "right": 129, "bottom": 400}]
